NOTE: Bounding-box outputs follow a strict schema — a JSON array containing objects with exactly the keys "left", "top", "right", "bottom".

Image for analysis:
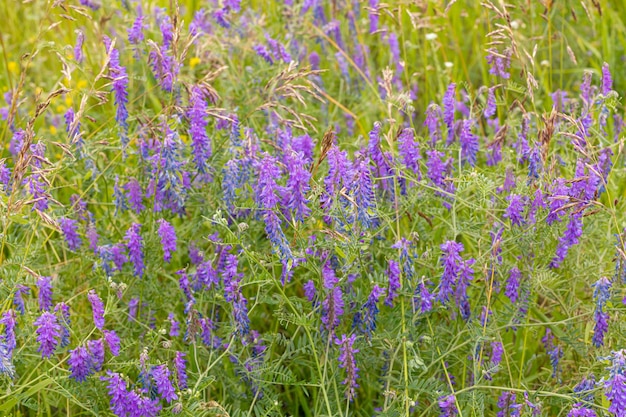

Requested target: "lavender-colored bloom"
[
  {"left": 592, "top": 277, "right": 612, "bottom": 347},
  {"left": 491, "top": 341, "right": 503, "bottom": 366},
  {"left": 265, "top": 34, "right": 292, "bottom": 63},
  {"left": 125, "top": 223, "right": 144, "bottom": 277},
  {"left": 460, "top": 119, "right": 479, "bottom": 166},
  {"left": 59, "top": 217, "right": 81, "bottom": 251},
  {"left": 497, "top": 391, "right": 518, "bottom": 417},
  {"left": 439, "top": 241, "right": 464, "bottom": 303},
  {"left": 424, "top": 103, "right": 442, "bottom": 145},
  {"left": 0, "top": 311, "right": 16, "bottom": 353},
  {"left": 504, "top": 194, "right": 525, "bottom": 227},
  {"left": 87, "top": 339, "right": 104, "bottom": 371},
  {"left": 283, "top": 149, "right": 311, "bottom": 222},
  {"left": 190, "top": 9, "right": 212, "bottom": 37},
  {"left": 113, "top": 175, "right": 127, "bottom": 215},
  {"left": 103, "top": 37, "right": 129, "bottom": 143},
  {"left": 550, "top": 213, "right": 583, "bottom": 269},
  {"left": 74, "top": 30, "right": 84, "bottom": 63},
  {"left": 128, "top": 297, "right": 139, "bottom": 322},
  {"left": 443, "top": 83, "right": 456, "bottom": 141},
  {"left": 54, "top": 302, "right": 71, "bottom": 348},
  {"left": 174, "top": 351, "right": 188, "bottom": 389},
  {"left": 104, "top": 330, "right": 120, "bottom": 356},
  {"left": 486, "top": 48, "right": 512, "bottom": 79},
  {"left": 111, "top": 243, "right": 127, "bottom": 272},
  {"left": 152, "top": 364, "right": 178, "bottom": 403},
  {"left": 439, "top": 394, "right": 458, "bottom": 416},
  {"left": 397, "top": 128, "right": 421, "bottom": 177},
  {"left": 69, "top": 346, "right": 93, "bottom": 382},
  {"left": 605, "top": 351, "right": 626, "bottom": 417},
  {"left": 456, "top": 258, "right": 475, "bottom": 319},
  {"left": 413, "top": 281, "right": 434, "bottom": 313},
  {"left": 222, "top": 254, "right": 250, "bottom": 338},
  {"left": 322, "top": 145, "right": 351, "bottom": 214},
  {"left": 253, "top": 44, "right": 274, "bottom": 64},
  {"left": 13, "top": 285, "right": 29, "bottom": 315},
  {"left": 34, "top": 312, "right": 61, "bottom": 358},
  {"left": 505, "top": 267, "right": 521, "bottom": 303},
  {"left": 124, "top": 178, "right": 144, "bottom": 214},
  {"left": 321, "top": 263, "right": 344, "bottom": 335},
  {"left": 9, "top": 129, "right": 25, "bottom": 156},
  {"left": 542, "top": 329, "right": 562, "bottom": 378},
  {"left": 128, "top": 9, "right": 146, "bottom": 45},
  {"left": 546, "top": 178, "right": 569, "bottom": 224},
  {"left": 168, "top": 313, "right": 180, "bottom": 337},
  {"left": 0, "top": 161, "right": 11, "bottom": 192},
  {"left": 335, "top": 334, "right": 359, "bottom": 401},
  {"left": 86, "top": 222, "right": 99, "bottom": 253},
  {"left": 304, "top": 280, "right": 316, "bottom": 303},
  {"left": 157, "top": 219, "right": 177, "bottom": 263},
  {"left": 79, "top": 0, "right": 100, "bottom": 10},
  {"left": 88, "top": 290, "right": 105, "bottom": 330},
  {"left": 37, "top": 276, "right": 52, "bottom": 311},
  {"left": 568, "top": 404, "right": 597, "bottom": 417},
  {"left": 602, "top": 62, "right": 613, "bottom": 95},
  {"left": 350, "top": 158, "right": 375, "bottom": 228},
  {"left": 484, "top": 87, "right": 497, "bottom": 118},
  {"left": 353, "top": 285, "right": 383, "bottom": 336},
  {"left": 385, "top": 260, "right": 401, "bottom": 307},
  {"left": 188, "top": 86, "right": 211, "bottom": 173}
]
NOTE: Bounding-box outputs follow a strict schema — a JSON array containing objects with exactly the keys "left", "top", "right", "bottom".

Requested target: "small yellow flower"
[
  {"left": 181, "top": 134, "right": 189, "bottom": 144},
  {"left": 65, "top": 95, "right": 73, "bottom": 106},
  {"left": 56, "top": 104, "right": 67, "bottom": 113},
  {"left": 50, "top": 125, "right": 57, "bottom": 135},
  {"left": 7, "top": 61, "right": 18, "bottom": 73},
  {"left": 190, "top": 57, "right": 201, "bottom": 69},
  {"left": 77, "top": 80, "right": 88, "bottom": 89}
]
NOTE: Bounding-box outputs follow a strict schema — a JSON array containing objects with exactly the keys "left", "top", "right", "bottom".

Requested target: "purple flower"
[
  {"left": 592, "top": 277, "right": 612, "bottom": 347},
  {"left": 456, "top": 259, "right": 475, "bottom": 320},
  {"left": 460, "top": 119, "right": 479, "bottom": 166},
  {"left": 128, "top": 9, "right": 146, "bottom": 45},
  {"left": 69, "top": 346, "right": 93, "bottom": 382},
  {"left": 486, "top": 48, "right": 512, "bottom": 79},
  {"left": 253, "top": 45, "right": 274, "bottom": 64},
  {"left": 568, "top": 404, "right": 597, "bottom": 417},
  {"left": 0, "top": 161, "right": 11, "bottom": 192},
  {"left": 385, "top": 260, "right": 401, "bottom": 307},
  {"left": 37, "top": 275, "right": 53, "bottom": 311},
  {"left": 283, "top": 149, "right": 312, "bottom": 222},
  {"left": 74, "top": 30, "right": 84, "bottom": 63},
  {"left": 484, "top": 87, "right": 497, "bottom": 118},
  {"left": 353, "top": 285, "right": 383, "bottom": 337},
  {"left": 322, "top": 146, "right": 351, "bottom": 214},
  {"left": 222, "top": 254, "right": 250, "bottom": 338},
  {"left": 491, "top": 341, "right": 503, "bottom": 366},
  {"left": 168, "top": 313, "right": 180, "bottom": 337},
  {"left": 304, "top": 280, "right": 316, "bottom": 303},
  {"left": 86, "top": 222, "right": 99, "bottom": 253},
  {"left": 103, "top": 36, "right": 129, "bottom": 145},
  {"left": 13, "top": 285, "right": 30, "bottom": 315},
  {"left": 504, "top": 194, "right": 525, "bottom": 227},
  {"left": 542, "top": 329, "right": 562, "bottom": 378},
  {"left": 151, "top": 364, "right": 178, "bottom": 403},
  {"left": 9, "top": 129, "right": 24, "bottom": 156},
  {"left": 335, "top": 334, "right": 359, "bottom": 401},
  {"left": 497, "top": 391, "right": 518, "bottom": 417},
  {"left": 111, "top": 243, "right": 127, "bottom": 272},
  {"left": 439, "top": 241, "right": 464, "bottom": 303},
  {"left": 350, "top": 158, "right": 375, "bottom": 228},
  {"left": 55, "top": 302, "right": 71, "bottom": 348},
  {"left": 439, "top": 394, "right": 458, "bottom": 417},
  {"left": 88, "top": 290, "right": 105, "bottom": 330},
  {"left": 104, "top": 330, "right": 120, "bottom": 356},
  {"left": 125, "top": 223, "right": 144, "bottom": 277},
  {"left": 79, "top": 0, "right": 100, "bottom": 10},
  {"left": 59, "top": 217, "right": 82, "bottom": 251},
  {"left": 188, "top": 85, "right": 211, "bottom": 173},
  {"left": 424, "top": 103, "right": 442, "bottom": 145},
  {"left": 505, "top": 267, "right": 521, "bottom": 303},
  {"left": 174, "top": 351, "right": 188, "bottom": 389},
  {"left": 413, "top": 281, "right": 434, "bottom": 314},
  {"left": 124, "top": 178, "right": 144, "bottom": 214},
  {"left": 0, "top": 310, "right": 17, "bottom": 352},
  {"left": 550, "top": 213, "right": 583, "bottom": 269},
  {"left": 605, "top": 350, "right": 626, "bottom": 417},
  {"left": 113, "top": 175, "right": 127, "bottom": 215},
  {"left": 321, "top": 263, "right": 344, "bottom": 335},
  {"left": 34, "top": 312, "right": 61, "bottom": 358},
  {"left": 88, "top": 339, "right": 105, "bottom": 371},
  {"left": 157, "top": 219, "right": 177, "bottom": 263},
  {"left": 601, "top": 62, "right": 613, "bottom": 96},
  {"left": 397, "top": 128, "right": 421, "bottom": 178},
  {"left": 443, "top": 83, "right": 456, "bottom": 141}
]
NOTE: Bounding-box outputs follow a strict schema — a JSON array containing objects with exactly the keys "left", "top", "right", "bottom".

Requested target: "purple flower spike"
[
  {"left": 601, "top": 62, "right": 613, "bottom": 95},
  {"left": 59, "top": 217, "right": 82, "bottom": 251},
  {"left": 335, "top": 334, "right": 359, "bottom": 401},
  {"left": 174, "top": 351, "right": 188, "bottom": 389},
  {"left": 125, "top": 223, "right": 145, "bottom": 277},
  {"left": 439, "top": 394, "right": 458, "bottom": 417},
  {"left": 460, "top": 119, "right": 479, "bottom": 166},
  {"left": 504, "top": 194, "right": 525, "bottom": 227},
  {"left": 605, "top": 350, "right": 626, "bottom": 416},
  {"left": 385, "top": 260, "right": 401, "bottom": 307},
  {"left": 151, "top": 364, "right": 178, "bottom": 403},
  {"left": 103, "top": 36, "right": 129, "bottom": 148},
  {"left": 34, "top": 312, "right": 61, "bottom": 358},
  {"left": 439, "top": 241, "right": 464, "bottom": 304},
  {"left": 188, "top": 85, "right": 211, "bottom": 173},
  {"left": 104, "top": 330, "right": 121, "bottom": 356},
  {"left": 88, "top": 339, "right": 105, "bottom": 371},
  {"left": 157, "top": 219, "right": 177, "bottom": 263},
  {"left": 443, "top": 83, "right": 456, "bottom": 141},
  {"left": 37, "top": 276, "right": 53, "bottom": 311},
  {"left": 505, "top": 267, "right": 521, "bottom": 303},
  {"left": 74, "top": 30, "right": 84, "bottom": 63},
  {"left": 88, "top": 290, "right": 105, "bottom": 330},
  {"left": 125, "top": 178, "right": 144, "bottom": 214},
  {"left": 69, "top": 346, "right": 93, "bottom": 382},
  {"left": 592, "top": 277, "right": 612, "bottom": 347}
]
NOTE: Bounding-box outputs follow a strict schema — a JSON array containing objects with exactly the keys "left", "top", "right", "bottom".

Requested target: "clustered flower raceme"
[{"left": 0, "top": 2, "right": 624, "bottom": 416}]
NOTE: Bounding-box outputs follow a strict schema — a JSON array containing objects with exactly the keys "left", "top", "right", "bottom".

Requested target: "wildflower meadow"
[{"left": 2, "top": 0, "right": 626, "bottom": 416}]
